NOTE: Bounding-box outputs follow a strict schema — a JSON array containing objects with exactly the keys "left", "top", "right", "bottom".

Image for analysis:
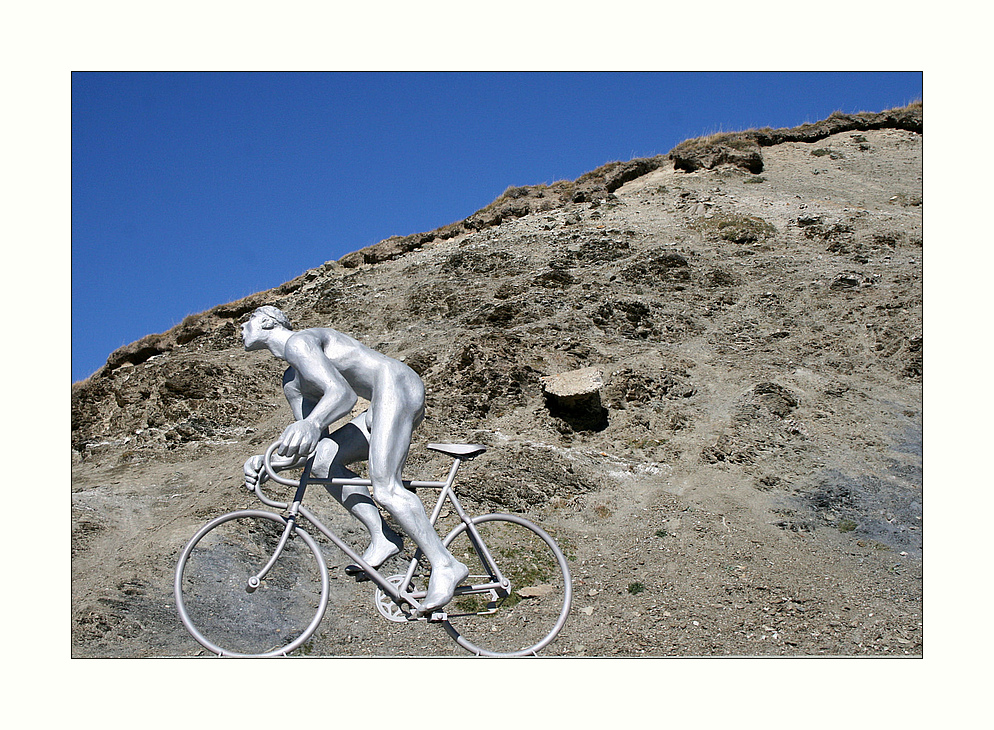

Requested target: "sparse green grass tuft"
[
  {"left": 628, "top": 582, "right": 645, "bottom": 595},
  {"left": 695, "top": 213, "right": 776, "bottom": 244}
]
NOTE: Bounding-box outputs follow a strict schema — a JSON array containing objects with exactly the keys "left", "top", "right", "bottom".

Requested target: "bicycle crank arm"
[{"left": 406, "top": 611, "right": 448, "bottom": 623}]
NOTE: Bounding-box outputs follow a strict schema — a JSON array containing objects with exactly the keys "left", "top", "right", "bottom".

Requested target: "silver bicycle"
[{"left": 174, "top": 441, "right": 572, "bottom": 657}]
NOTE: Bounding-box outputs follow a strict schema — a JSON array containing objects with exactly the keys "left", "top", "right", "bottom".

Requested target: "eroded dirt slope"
[{"left": 72, "top": 107, "right": 922, "bottom": 657}]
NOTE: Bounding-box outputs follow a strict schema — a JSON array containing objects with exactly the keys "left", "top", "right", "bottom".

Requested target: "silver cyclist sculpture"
[
  {"left": 240, "top": 305, "right": 469, "bottom": 616},
  {"left": 175, "top": 305, "right": 572, "bottom": 656}
]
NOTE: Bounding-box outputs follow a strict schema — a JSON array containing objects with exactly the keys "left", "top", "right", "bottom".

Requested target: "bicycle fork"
[{"left": 246, "top": 461, "right": 312, "bottom": 593}]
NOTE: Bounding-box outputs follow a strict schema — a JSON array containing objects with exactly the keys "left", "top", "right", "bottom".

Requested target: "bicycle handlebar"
[{"left": 262, "top": 441, "right": 312, "bottom": 488}]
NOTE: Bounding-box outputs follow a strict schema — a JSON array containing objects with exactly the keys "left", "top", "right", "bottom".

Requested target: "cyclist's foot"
[
  {"left": 362, "top": 529, "right": 404, "bottom": 569},
  {"left": 418, "top": 559, "right": 470, "bottom": 615}
]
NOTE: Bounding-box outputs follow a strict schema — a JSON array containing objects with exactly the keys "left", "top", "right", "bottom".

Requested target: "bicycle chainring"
[{"left": 374, "top": 574, "right": 414, "bottom": 623}]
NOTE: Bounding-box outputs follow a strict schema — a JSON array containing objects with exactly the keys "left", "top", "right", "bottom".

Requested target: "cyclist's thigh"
[
  {"left": 318, "top": 413, "right": 370, "bottom": 468},
  {"left": 367, "top": 406, "right": 420, "bottom": 483}
]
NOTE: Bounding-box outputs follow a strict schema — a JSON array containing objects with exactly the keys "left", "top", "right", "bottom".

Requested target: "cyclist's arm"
[
  {"left": 277, "top": 334, "right": 358, "bottom": 456},
  {"left": 282, "top": 367, "right": 306, "bottom": 421},
  {"left": 241, "top": 369, "right": 314, "bottom": 487}
]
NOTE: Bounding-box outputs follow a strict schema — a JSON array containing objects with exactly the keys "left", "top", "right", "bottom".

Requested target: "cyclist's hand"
[
  {"left": 243, "top": 455, "right": 265, "bottom": 491},
  {"left": 278, "top": 420, "right": 322, "bottom": 458}
]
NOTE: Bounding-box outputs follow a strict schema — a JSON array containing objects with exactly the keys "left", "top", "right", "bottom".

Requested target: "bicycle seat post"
[
  {"left": 426, "top": 444, "right": 487, "bottom": 491},
  {"left": 443, "top": 457, "right": 462, "bottom": 491}
]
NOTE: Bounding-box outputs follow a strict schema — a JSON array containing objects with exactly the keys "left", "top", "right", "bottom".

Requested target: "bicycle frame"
[{"left": 258, "top": 442, "right": 508, "bottom": 620}]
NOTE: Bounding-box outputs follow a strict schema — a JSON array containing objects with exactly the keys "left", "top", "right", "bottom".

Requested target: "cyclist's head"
[{"left": 253, "top": 306, "right": 292, "bottom": 331}]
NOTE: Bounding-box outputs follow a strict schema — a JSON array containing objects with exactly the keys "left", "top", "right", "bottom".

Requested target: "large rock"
[
  {"left": 670, "top": 138, "right": 764, "bottom": 174},
  {"left": 540, "top": 367, "right": 608, "bottom": 432}
]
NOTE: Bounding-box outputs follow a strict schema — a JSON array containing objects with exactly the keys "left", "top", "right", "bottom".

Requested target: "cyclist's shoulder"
[
  {"left": 284, "top": 329, "right": 368, "bottom": 372},
  {"left": 289, "top": 326, "right": 358, "bottom": 346},
  {"left": 284, "top": 328, "right": 333, "bottom": 354}
]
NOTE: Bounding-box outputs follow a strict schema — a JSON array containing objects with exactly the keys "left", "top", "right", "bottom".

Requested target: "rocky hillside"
[{"left": 71, "top": 104, "right": 923, "bottom": 657}]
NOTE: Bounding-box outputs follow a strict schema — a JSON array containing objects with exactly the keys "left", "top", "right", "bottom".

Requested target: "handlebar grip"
[{"left": 263, "top": 441, "right": 307, "bottom": 488}]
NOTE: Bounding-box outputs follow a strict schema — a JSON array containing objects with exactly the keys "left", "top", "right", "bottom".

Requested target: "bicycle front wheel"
[
  {"left": 441, "top": 514, "right": 572, "bottom": 656},
  {"left": 175, "top": 510, "right": 329, "bottom": 657}
]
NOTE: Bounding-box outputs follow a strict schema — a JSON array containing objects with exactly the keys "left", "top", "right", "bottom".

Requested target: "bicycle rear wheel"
[
  {"left": 440, "top": 514, "right": 572, "bottom": 656},
  {"left": 175, "top": 510, "right": 329, "bottom": 657}
]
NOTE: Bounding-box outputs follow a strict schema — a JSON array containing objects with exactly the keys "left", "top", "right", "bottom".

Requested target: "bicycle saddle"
[{"left": 426, "top": 443, "right": 488, "bottom": 459}]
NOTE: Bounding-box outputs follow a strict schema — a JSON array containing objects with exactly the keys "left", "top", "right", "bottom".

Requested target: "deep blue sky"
[{"left": 71, "top": 71, "right": 922, "bottom": 382}]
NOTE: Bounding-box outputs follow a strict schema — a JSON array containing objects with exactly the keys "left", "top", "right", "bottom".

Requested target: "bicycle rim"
[
  {"left": 175, "top": 510, "right": 329, "bottom": 657},
  {"left": 440, "top": 514, "right": 572, "bottom": 656}
]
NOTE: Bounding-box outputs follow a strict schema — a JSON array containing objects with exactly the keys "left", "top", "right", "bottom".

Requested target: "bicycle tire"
[
  {"left": 175, "top": 510, "right": 329, "bottom": 657},
  {"left": 440, "top": 514, "right": 572, "bottom": 656}
]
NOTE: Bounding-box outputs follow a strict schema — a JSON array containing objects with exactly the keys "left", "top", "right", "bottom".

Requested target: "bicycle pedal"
[
  {"left": 345, "top": 565, "right": 369, "bottom": 581},
  {"left": 427, "top": 611, "right": 447, "bottom": 622}
]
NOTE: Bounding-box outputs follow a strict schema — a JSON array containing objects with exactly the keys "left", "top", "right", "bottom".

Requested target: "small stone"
[
  {"left": 517, "top": 584, "right": 554, "bottom": 598},
  {"left": 581, "top": 606, "right": 594, "bottom": 616}
]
